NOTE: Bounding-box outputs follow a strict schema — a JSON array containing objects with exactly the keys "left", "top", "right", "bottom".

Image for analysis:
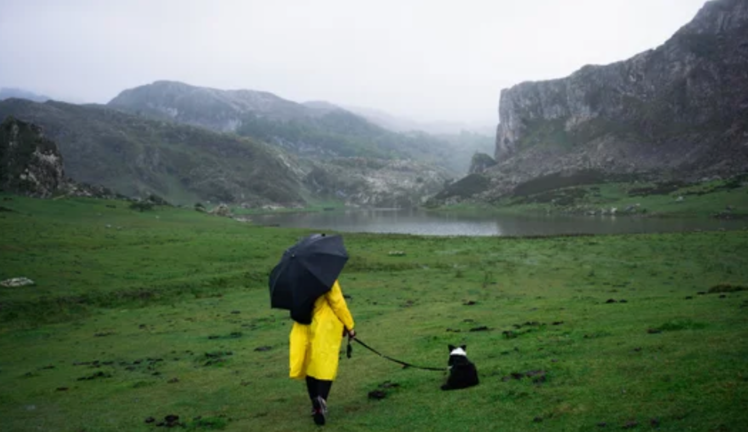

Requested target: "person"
[{"left": 289, "top": 279, "right": 355, "bottom": 426}]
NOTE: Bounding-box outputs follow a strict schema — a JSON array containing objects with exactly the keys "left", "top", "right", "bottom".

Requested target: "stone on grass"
[{"left": 1, "top": 277, "right": 35, "bottom": 288}]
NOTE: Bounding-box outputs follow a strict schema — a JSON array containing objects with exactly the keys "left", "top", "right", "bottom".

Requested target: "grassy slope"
[
  {"left": 440, "top": 179, "right": 748, "bottom": 219},
  {"left": 0, "top": 99, "right": 304, "bottom": 206},
  {"left": 1, "top": 195, "right": 747, "bottom": 431}
]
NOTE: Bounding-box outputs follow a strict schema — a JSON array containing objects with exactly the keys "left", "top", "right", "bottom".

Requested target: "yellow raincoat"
[{"left": 289, "top": 280, "right": 354, "bottom": 381}]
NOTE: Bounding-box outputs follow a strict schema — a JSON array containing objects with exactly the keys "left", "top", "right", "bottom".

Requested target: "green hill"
[
  {"left": 108, "top": 81, "right": 469, "bottom": 175},
  {"left": 0, "top": 99, "right": 305, "bottom": 205}
]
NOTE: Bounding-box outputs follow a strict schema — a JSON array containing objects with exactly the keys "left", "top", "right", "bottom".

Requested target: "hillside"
[
  {"left": 108, "top": 81, "right": 470, "bottom": 175},
  {"left": 0, "top": 88, "right": 50, "bottom": 103},
  {"left": 0, "top": 99, "right": 306, "bottom": 206},
  {"left": 483, "top": 0, "right": 748, "bottom": 199}
]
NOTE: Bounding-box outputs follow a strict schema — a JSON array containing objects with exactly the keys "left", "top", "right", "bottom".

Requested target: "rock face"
[
  {"left": 0, "top": 116, "right": 65, "bottom": 197},
  {"left": 492, "top": 0, "right": 748, "bottom": 195},
  {"left": 468, "top": 153, "right": 497, "bottom": 174},
  {"left": 305, "top": 158, "right": 448, "bottom": 208}
]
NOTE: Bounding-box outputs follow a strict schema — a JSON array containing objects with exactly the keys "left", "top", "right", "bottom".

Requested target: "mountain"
[
  {"left": 109, "top": 80, "right": 310, "bottom": 133},
  {"left": 107, "top": 81, "right": 472, "bottom": 175},
  {"left": 484, "top": 0, "right": 748, "bottom": 198},
  {"left": 0, "top": 88, "right": 50, "bottom": 103},
  {"left": 0, "top": 99, "right": 306, "bottom": 206},
  {"left": 344, "top": 105, "right": 494, "bottom": 135},
  {"left": 341, "top": 105, "right": 495, "bottom": 173}
]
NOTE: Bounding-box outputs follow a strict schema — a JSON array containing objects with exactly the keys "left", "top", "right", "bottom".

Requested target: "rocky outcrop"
[
  {"left": 427, "top": 174, "right": 491, "bottom": 206},
  {"left": 209, "top": 203, "right": 233, "bottom": 217},
  {"left": 305, "top": 158, "right": 449, "bottom": 208},
  {"left": 468, "top": 153, "right": 497, "bottom": 174},
  {"left": 491, "top": 0, "right": 748, "bottom": 196},
  {"left": 0, "top": 116, "right": 65, "bottom": 197}
]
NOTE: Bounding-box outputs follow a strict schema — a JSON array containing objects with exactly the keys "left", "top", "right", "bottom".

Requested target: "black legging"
[{"left": 306, "top": 376, "right": 333, "bottom": 401}]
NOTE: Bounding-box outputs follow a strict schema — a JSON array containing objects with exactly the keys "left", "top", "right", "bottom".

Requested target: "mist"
[{"left": 0, "top": 0, "right": 707, "bottom": 124}]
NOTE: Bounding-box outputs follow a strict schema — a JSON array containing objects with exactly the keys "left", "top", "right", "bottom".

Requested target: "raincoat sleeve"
[{"left": 326, "top": 280, "right": 355, "bottom": 330}]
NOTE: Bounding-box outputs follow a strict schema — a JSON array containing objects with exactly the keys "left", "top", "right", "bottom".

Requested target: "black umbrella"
[{"left": 268, "top": 234, "right": 349, "bottom": 324}]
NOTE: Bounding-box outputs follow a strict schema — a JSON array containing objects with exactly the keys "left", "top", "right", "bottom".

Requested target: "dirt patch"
[
  {"left": 368, "top": 390, "right": 387, "bottom": 400},
  {"left": 469, "top": 326, "right": 490, "bottom": 332},
  {"left": 368, "top": 381, "right": 400, "bottom": 400},
  {"left": 202, "top": 351, "right": 233, "bottom": 366},
  {"left": 502, "top": 370, "right": 548, "bottom": 384},
  {"left": 208, "top": 332, "right": 243, "bottom": 340},
  {"left": 708, "top": 284, "right": 746, "bottom": 294},
  {"left": 94, "top": 331, "right": 115, "bottom": 337},
  {"left": 254, "top": 346, "right": 272, "bottom": 352},
  {"left": 152, "top": 414, "right": 182, "bottom": 428},
  {"left": 77, "top": 371, "right": 112, "bottom": 381}
]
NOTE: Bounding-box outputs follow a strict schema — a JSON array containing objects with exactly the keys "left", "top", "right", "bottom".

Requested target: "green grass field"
[
  {"left": 437, "top": 177, "right": 748, "bottom": 219},
  {"left": 1, "top": 195, "right": 747, "bottom": 431}
]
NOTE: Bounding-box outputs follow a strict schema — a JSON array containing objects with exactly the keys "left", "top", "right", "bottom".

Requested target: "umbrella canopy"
[{"left": 268, "top": 234, "right": 349, "bottom": 324}]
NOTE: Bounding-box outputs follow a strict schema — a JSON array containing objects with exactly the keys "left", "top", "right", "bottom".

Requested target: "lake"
[{"left": 251, "top": 208, "right": 746, "bottom": 236}]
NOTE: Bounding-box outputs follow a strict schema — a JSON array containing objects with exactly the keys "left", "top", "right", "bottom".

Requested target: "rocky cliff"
[
  {"left": 0, "top": 116, "right": 65, "bottom": 197},
  {"left": 491, "top": 0, "right": 748, "bottom": 196}
]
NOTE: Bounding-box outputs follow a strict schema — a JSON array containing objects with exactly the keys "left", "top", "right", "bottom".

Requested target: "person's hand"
[{"left": 347, "top": 329, "right": 356, "bottom": 339}]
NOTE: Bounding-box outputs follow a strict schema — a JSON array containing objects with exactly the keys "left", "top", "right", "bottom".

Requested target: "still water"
[{"left": 251, "top": 208, "right": 746, "bottom": 237}]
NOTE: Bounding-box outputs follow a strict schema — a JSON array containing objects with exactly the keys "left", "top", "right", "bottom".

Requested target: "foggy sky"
[{"left": 0, "top": 0, "right": 708, "bottom": 124}]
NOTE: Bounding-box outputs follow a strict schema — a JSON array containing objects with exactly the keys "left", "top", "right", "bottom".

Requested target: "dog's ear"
[
  {"left": 460, "top": 344, "right": 467, "bottom": 351},
  {"left": 448, "top": 344, "right": 456, "bottom": 352}
]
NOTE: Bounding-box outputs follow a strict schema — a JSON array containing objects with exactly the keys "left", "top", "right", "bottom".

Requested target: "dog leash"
[{"left": 347, "top": 337, "right": 445, "bottom": 372}]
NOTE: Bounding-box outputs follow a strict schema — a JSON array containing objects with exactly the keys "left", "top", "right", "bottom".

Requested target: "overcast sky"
[{"left": 0, "top": 0, "right": 708, "bottom": 124}]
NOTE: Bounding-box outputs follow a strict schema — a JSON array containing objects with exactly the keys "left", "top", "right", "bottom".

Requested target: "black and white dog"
[{"left": 441, "top": 344, "right": 479, "bottom": 390}]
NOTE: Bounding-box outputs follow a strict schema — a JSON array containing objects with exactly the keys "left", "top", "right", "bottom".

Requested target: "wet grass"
[
  {"left": 1, "top": 195, "right": 747, "bottom": 431},
  {"left": 444, "top": 177, "right": 748, "bottom": 218}
]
